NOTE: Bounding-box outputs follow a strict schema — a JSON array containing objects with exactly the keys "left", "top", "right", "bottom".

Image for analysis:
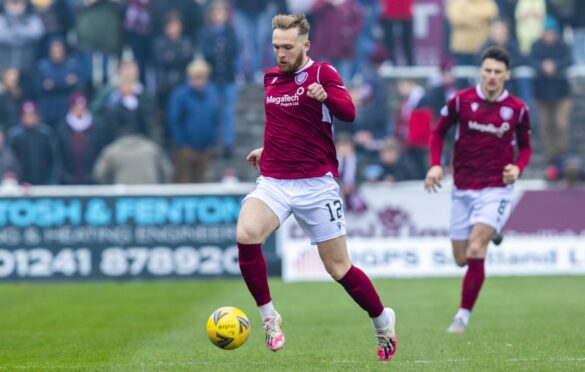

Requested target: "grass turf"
[{"left": 0, "top": 276, "right": 584, "bottom": 371}]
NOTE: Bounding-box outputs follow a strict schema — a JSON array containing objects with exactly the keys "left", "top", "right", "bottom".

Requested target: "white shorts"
[
  {"left": 450, "top": 186, "right": 513, "bottom": 240},
  {"left": 244, "top": 175, "right": 346, "bottom": 244}
]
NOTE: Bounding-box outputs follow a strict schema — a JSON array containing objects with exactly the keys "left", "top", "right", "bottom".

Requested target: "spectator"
[
  {"left": 152, "top": 12, "right": 194, "bottom": 121},
  {"left": 419, "top": 60, "right": 459, "bottom": 120},
  {"left": 75, "top": 0, "right": 124, "bottom": 84},
  {"left": 529, "top": 16, "right": 573, "bottom": 173},
  {"left": 558, "top": 155, "right": 585, "bottom": 186},
  {"left": 104, "top": 72, "right": 149, "bottom": 142},
  {"left": 446, "top": 0, "right": 498, "bottom": 65},
  {"left": 167, "top": 60, "right": 218, "bottom": 183},
  {"left": 0, "top": 127, "right": 21, "bottom": 183},
  {"left": 310, "top": 0, "right": 362, "bottom": 83},
  {"left": 495, "top": 0, "right": 518, "bottom": 37},
  {"left": 31, "top": 0, "right": 73, "bottom": 56},
  {"left": 201, "top": 0, "right": 239, "bottom": 158},
  {"left": 336, "top": 132, "right": 367, "bottom": 213},
  {"left": 93, "top": 130, "right": 173, "bottom": 184},
  {"left": 91, "top": 61, "right": 150, "bottom": 145},
  {"left": 515, "top": 0, "right": 546, "bottom": 56},
  {"left": 379, "top": 0, "right": 414, "bottom": 66},
  {"left": 570, "top": 1, "right": 585, "bottom": 65},
  {"left": 0, "top": 68, "right": 24, "bottom": 131},
  {"left": 232, "top": 0, "right": 275, "bottom": 81},
  {"left": 56, "top": 92, "right": 105, "bottom": 185},
  {"left": 37, "top": 36, "right": 81, "bottom": 127},
  {"left": 150, "top": 0, "right": 204, "bottom": 44},
  {"left": 363, "top": 138, "right": 414, "bottom": 183},
  {"left": 394, "top": 78, "right": 430, "bottom": 179},
  {"left": 417, "top": 60, "right": 459, "bottom": 168},
  {"left": 547, "top": 0, "right": 574, "bottom": 33},
  {"left": 352, "top": 0, "right": 380, "bottom": 76},
  {"left": 124, "top": 0, "right": 152, "bottom": 85},
  {"left": 0, "top": 0, "right": 44, "bottom": 75},
  {"left": 286, "top": 0, "right": 314, "bottom": 13},
  {"left": 351, "top": 62, "right": 389, "bottom": 155},
  {"left": 6, "top": 101, "right": 60, "bottom": 185}
]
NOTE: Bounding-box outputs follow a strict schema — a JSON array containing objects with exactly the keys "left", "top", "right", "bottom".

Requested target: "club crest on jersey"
[
  {"left": 471, "top": 102, "right": 479, "bottom": 112},
  {"left": 500, "top": 106, "right": 513, "bottom": 120},
  {"left": 295, "top": 71, "right": 308, "bottom": 85}
]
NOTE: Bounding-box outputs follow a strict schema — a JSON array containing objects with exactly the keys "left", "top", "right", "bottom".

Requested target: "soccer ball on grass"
[{"left": 206, "top": 306, "right": 250, "bottom": 350}]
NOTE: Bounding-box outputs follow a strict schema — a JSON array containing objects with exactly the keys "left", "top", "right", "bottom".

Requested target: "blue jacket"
[
  {"left": 37, "top": 57, "right": 80, "bottom": 124},
  {"left": 167, "top": 83, "right": 218, "bottom": 150}
]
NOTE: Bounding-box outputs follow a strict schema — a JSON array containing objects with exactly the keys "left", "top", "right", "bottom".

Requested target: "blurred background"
[{"left": 0, "top": 0, "right": 583, "bottom": 188}]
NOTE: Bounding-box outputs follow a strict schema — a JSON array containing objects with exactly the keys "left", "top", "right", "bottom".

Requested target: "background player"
[
  {"left": 424, "top": 46, "right": 532, "bottom": 333},
  {"left": 236, "top": 13, "right": 397, "bottom": 361}
]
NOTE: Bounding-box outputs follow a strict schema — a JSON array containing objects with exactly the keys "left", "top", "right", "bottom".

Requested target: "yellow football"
[{"left": 206, "top": 307, "right": 250, "bottom": 350}]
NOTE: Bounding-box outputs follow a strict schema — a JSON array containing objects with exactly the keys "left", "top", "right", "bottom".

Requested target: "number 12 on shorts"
[{"left": 326, "top": 200, "right": 342, "bottom": 222}]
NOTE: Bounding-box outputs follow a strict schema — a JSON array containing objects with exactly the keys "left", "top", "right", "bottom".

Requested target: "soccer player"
[
  {"left": 424, "top": 46, "right": 532, "bottom": 333},
  {"left": 236, "top": 13, "right": 397, "bottom": 361}
]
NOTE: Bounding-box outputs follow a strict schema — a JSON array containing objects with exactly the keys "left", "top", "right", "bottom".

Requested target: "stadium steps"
[{"left": 208, "top": 83, "right": 265, "bottom": 182}]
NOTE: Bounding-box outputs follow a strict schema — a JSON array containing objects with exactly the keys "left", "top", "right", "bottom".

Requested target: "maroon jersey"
[
  {"left": 430, "top": 85, "right": 532, "bottom": 190},
  {"left": 260, "top": 59, "right": 355, "bottom": 179}
]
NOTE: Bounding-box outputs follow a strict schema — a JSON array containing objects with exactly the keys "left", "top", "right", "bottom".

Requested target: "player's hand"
[
  {"left": 246, "top": 147, "right": 263, "bottom": 169},
  {"left": 307, "top": 83, "right": 328, "bottom": 102},
  {"left": 424, "top": 165, "right": 443, "bottom": 193},
  {"left": 502, "top": 164, "right": 520, "bottom": 184}
]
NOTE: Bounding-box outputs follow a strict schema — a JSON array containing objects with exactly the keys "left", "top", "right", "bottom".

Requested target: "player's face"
[
  {"left": 272, "top": 28, "right": 309, "bottom": 74},
  {"left": 479, "top": 58, "right": 510, "bottom": 99}
]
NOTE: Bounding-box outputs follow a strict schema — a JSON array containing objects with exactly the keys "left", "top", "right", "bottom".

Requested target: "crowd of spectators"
[{"left": 0, "top": 0, "right": 583, "bottom": 190}]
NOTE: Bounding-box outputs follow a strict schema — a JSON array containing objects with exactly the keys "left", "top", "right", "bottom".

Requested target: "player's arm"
[
  {"left": 503, "top": 105, "right": 532, "bottom": 184},
  {"left": 308, "top": 64, "right": 355, "bottom": 122},
  {"left": 424, "top": 96, "right": 459, "bottom": 192},
  {"left": 246, "top": 147, "right": 263, "bottom": 169}
]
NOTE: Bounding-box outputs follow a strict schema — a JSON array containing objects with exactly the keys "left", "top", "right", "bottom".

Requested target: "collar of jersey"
[
  {"left": 475, "top": 84, "right": 509, "bottom": 102},
  {"left": 295, "top": 58, "right": 314, "bottom": 74}
]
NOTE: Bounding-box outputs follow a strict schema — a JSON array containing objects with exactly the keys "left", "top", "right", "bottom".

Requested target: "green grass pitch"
[{"left": 1, "top": 276, "right": 584, "bottom": 371}]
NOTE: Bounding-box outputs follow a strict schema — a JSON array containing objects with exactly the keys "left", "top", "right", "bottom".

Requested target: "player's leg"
[
  {"left": 317, "top": 237, "right": 397, "bottom": 361},
  {"left": 451, "top": 240, "right": 469, "bottom": 267},
  {"left": 290, "top": 175, "right": 396, "bottom": 361},
  {"left": 237, "top": 194, "right": 286, "bottom": 351},
  {"left": 447, "top": 188, "right": 474, "bottom": 333},
  {"left": 448, "top": 223, "right": 494, "bottom": 333}
]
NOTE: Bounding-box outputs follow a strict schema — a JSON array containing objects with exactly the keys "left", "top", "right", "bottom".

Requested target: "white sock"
[
  {"left": 259, "top": 301, "right": 277, "bottom": 319},
  {"left": 372, "top": 308, "right": 391, "bottom": 330},
  {"left": 455, "top": 308, "right": 471, "bottom": 324}
]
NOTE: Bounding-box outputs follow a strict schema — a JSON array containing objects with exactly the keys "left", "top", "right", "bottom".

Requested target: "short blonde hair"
[
  {"left": 272, "top": 13, "right": 310, "bottom": 36},
  {"left": 187, "top": 59, "right": 211, "bottom": 78}
]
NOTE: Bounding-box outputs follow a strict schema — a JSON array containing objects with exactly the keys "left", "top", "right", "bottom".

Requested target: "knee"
[
  {"left": 236, "top": 222, "right": 263, "bottom": 244},
  {"left": 324, "top": 261, "right": 351, "bottom": 281},
  {"left": 454, "top": 256, "right": 467, "bottom": 267},
  {"left": 467, "top": 240, "right": 486, "bottom": 259}
]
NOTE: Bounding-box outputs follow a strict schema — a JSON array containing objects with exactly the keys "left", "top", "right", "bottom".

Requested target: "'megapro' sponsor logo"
[
  {"left": 468, "top": 121, "right": 510, "bottom": 138},
  {"left": 266, "top": 87, "right": 305, "bottom": 107}
]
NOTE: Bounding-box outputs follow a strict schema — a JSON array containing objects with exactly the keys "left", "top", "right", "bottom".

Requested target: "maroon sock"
[
  {"left": 238, "top": 242, "right": 271, "bottom": 307},
  {"left": 337, "top": 265, "right": 384, "bottom": 318},
  {"left": 460, "top": 258, "right": 486, "bottom": 311}
]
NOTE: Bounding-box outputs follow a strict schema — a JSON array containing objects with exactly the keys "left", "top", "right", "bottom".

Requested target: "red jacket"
[{"left": 380, "top": 0, "right": 413, "bottom": 20}]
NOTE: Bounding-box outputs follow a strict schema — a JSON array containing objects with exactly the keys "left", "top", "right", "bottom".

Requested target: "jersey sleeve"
[
  {"left": 515, "top": 104, "right": 532, "bottom": 174},
  {"left": 429, "top": 94, "right": 459, "bottom": 167},
  {"left": 318, "top": 63, "right": 356, "bottom": 122}
]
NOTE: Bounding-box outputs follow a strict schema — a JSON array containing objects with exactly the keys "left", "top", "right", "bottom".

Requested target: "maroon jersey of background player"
[
  {"left": 260, "top": 58, "right": 355, "bottom": 179},
  {"left": 430, "top": 84, "right": 532, "bottom": 190}
]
